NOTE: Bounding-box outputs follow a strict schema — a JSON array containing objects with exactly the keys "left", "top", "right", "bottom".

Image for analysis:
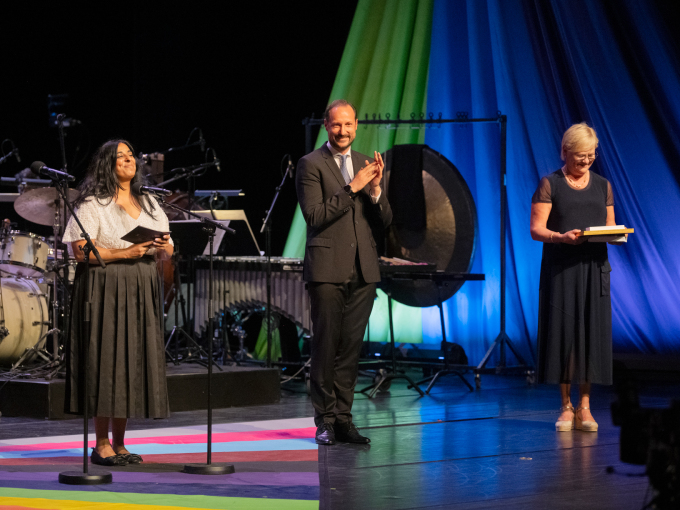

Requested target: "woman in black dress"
[
  {"left": 530, "top": 123, "right": 625, "bottom": 432},
  {"left": 63, "top": 140, "right": 173, "bottom": 465}
]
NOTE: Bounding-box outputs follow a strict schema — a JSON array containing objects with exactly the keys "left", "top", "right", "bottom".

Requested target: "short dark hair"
[{"left": 323, "top": 99, "right": 357, "bottom": 122}]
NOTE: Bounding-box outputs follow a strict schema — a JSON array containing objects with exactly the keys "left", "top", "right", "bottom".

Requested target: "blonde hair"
[{"left": 560, "top": 122, "right": 599, "bottom": 161}]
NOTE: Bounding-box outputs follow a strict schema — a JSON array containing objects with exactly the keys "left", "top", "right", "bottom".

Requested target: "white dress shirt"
[{"left": 326, "top": 142, "right": 381, "bottom": 203}]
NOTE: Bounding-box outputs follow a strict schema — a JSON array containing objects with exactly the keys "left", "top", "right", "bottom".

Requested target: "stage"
[
  {"left": 0, "top": 358, "right": 677, "bottom": 509},
  {"left": 0, "top": 363, "right": 281, "bottom": 420}
]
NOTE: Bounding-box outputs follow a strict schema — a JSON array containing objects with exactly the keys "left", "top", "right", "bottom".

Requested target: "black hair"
[{"left": 73, "top": 139, "right": 156, "bottom": 218}]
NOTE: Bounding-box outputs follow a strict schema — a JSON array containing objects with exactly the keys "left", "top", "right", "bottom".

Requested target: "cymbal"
[{"left": 14, "top": 187, "right": 80, "bottom": 226}]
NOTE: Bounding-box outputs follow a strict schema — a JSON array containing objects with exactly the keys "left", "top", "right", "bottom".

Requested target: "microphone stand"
[
  {"left": 259, "top": 159, "right": 294, "bottom": 368},
  {"left": 52, "top": 178, "right": 110, "bottom": 486},
  {"left": 159, "top": 196, "right": 235, "bottom": 476}
]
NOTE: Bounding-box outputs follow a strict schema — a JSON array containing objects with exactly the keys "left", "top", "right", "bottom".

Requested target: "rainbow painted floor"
[{"left": 0, "top": 417, "right": 319, "bottom": 510}]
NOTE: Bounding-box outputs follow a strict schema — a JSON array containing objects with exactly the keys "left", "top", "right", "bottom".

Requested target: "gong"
[{"left": 382, "top": 144, "right": 477, "bottom": 307}]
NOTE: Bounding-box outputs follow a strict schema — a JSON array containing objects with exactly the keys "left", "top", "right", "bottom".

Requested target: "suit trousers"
[{"left": 308, "top": 261, "right": 376, "bottom": 427}]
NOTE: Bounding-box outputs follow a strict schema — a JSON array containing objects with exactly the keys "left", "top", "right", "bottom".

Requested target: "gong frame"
[{"left": 301, "top": 113, "right": 534, "bottom": 377}]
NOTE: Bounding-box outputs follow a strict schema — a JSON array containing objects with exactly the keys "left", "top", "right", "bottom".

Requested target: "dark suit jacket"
[{"left": 296, "top": 144, "right": 392, "bottom": 284}]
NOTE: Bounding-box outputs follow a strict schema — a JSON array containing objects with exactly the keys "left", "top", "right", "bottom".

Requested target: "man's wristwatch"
[{"left": 343, "top": 184, "right": 357, "bottom": 199}]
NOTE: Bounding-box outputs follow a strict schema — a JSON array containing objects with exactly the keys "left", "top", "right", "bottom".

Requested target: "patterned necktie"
[{"left": 339, "top": 154, "right": 351, "bottom": 184}]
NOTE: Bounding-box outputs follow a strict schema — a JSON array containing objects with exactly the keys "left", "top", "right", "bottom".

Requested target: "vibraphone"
[{"left": 193, "top": 256, "right": 311, "bottom": 336}]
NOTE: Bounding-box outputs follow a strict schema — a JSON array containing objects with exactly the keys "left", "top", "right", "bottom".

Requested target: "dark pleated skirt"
[
  {"left": 537, "top": 244, "right": 613, "bottom": 385},
  {"left": 64, "top": 257, "right": 170, "bottom": 418}
]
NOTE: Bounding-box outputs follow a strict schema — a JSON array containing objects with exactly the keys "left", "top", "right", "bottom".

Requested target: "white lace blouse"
[{"left": 62, "top": 196, "right": 173, "bottom": 258}]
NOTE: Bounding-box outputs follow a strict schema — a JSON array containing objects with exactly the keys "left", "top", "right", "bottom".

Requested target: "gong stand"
[
  {"left": 159, "top": 198, "right": 235, "bottom": 476},
  {"left": 302, "top": 113, "right": 534, "bottom": 379},
  {"left": 359, "top": 276, "right": 425, "bottom": 399},
  {"left": 52, "top": 180, "right": 109, "bottom": 486},
  {"left": 404, "top": 272, "right": 485, "bottom": 393}
]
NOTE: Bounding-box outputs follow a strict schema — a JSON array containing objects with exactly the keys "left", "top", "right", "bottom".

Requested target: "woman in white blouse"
[{"left": 63, "top": 140, "right": 173, "bottom": 467}]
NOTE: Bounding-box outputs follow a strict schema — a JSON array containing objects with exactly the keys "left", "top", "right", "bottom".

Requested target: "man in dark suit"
[{"left": 296, "top": 99, "right": 392, "bottom": 445}]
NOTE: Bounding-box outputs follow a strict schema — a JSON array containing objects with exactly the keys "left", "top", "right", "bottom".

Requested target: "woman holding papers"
[
  {"left": 63, "top": 140, "right": 173, "bottom": 466},
  {"left": 530, "top": 123, "right": 621, "bottom": 433}
]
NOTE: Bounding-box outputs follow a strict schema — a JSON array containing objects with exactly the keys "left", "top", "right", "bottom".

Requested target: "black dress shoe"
[
  {"left": 315, "top": 422, "right": 336, "bottom": 445},
  {"left": 91, "top": 448, "right": 128, "bottom": 466},
  {"left": 335, "top": 423, "right": 370, "bottom": 444}
]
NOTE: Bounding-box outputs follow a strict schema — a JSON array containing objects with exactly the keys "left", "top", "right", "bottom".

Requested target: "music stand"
[
  {"left": 191, "top": 210, "right": 260, "bottom": 256},
  {"left": 166, "top": 221, "right": 219, "bottom": 368}
]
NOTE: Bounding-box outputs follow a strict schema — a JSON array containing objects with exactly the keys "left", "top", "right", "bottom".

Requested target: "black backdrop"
[{"left": 0, "top": 3, "right": 358, "bottom": 253}]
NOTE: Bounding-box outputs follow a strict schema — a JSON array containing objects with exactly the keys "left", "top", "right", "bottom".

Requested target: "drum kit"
[{"left": 0, "top": 185, "right": 79, "bottom": 373}]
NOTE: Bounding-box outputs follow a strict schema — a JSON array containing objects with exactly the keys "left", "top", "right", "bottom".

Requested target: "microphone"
[
  {"left": 30, "top": 161, "right": 76, "bottom": 181},
  {"left": 211, "top": 148, "right": 220, "bottom": 172},
  {"left": 199, "top": 129, "right": 206, "bottom": 152},
  {"left": 286, "top": 155, "right": 295, "bottom": 177},
  {"left": 12, "top": 148, "right": 20, "bottom": 164},
  {"left": 131, "top": 182, "right": 173, "bottom": 197},
  {"left": 55, "top": 113, "right": 82, "bottom": 127}
]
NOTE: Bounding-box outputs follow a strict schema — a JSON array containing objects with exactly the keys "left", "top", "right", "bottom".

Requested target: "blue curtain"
[{"left": 424, "top": 0, "right": 680, "bottom": 361}]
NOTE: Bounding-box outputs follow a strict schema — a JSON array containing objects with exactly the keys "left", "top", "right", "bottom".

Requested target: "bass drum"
[{"left": 0, "top": 278, "right": 49, "bottom": 366}]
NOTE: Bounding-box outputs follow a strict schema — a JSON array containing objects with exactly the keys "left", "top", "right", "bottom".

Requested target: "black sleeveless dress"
[{"left": 532, "top": 169, "right": 614, "bottom": 385}]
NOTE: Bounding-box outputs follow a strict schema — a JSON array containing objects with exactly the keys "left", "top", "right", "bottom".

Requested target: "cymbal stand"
[{"left": 50, "top": 198, "right": 64, "bottom": 362}]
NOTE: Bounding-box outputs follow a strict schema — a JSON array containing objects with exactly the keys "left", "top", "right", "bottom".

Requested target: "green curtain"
[{"left": 282, "top": 0, "right": 434, "bottom": 344}]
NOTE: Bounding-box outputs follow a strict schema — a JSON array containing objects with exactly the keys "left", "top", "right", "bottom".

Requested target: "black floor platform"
[{"left": 0, "top": 363, "right": 280, "bottom": 419}]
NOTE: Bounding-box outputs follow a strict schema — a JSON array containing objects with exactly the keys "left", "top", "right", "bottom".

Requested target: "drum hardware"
[
  {"left": 226, "top": 308, "right": 261, "bottom": 365},
  {"left": 10, "top": 328, "right": 59, "bottom": 371}
]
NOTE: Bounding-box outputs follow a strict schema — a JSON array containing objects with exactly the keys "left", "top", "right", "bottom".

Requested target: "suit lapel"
[{"left": 320, "top": 144, "right": 347, "bottom": 188}]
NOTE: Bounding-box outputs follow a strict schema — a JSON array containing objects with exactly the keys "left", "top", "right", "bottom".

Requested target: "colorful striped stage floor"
[{"left": 0, "top": 417, "right": 319, "bottom": 510}]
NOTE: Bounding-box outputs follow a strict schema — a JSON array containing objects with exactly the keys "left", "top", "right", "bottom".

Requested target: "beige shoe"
[
  {"left": 574, "top": 406, "right": 598, "bottom": 432},
  {"left": 555, "top": 404, "right": 575, "bottom": 431}
]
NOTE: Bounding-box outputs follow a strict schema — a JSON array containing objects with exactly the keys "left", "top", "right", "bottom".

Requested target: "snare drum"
[
  {"left": 0, "top": 278, "right": 49, "bottom": 365},
  {"left": 0, "top": 231, "right": 51, "bottom": 278}
]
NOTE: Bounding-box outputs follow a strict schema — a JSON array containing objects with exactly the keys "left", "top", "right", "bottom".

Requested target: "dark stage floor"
[{"left": 0, "top": 368, "right": 676, "bottom": 509}]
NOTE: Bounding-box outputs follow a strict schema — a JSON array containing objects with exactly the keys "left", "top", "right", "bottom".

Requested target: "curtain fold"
[
  {"left": 283, "top": 0, "right": 434, "bottom": 344},
  {"left": 426, "top": 0, "right": 680, "bottom": 359}
]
